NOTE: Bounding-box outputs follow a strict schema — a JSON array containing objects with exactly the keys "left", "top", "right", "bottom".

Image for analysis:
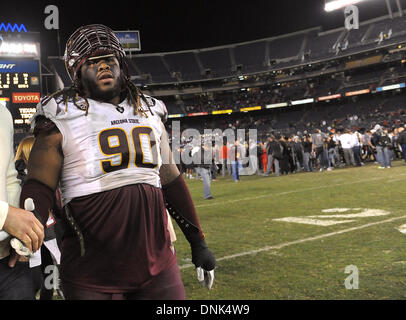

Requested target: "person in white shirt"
[
  {"left": 338, "top": 129, "right": 355, "bottom": 166},
  {"left": 0, "top": 106, "right": 44, "bottom": 299}
]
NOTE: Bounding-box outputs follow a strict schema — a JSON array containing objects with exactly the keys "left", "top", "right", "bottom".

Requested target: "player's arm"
[
  {"left": 0, "top": 110, "right": 44, "bottom": 253},
  {"left": 159, "top": 125, "right": 215, "bottom": 288},
  {"left": 159, "top": 126, "right": 205, "bottom": 242},
  {"left": 20, "top": 119, "right": 63, "bottom": 227}
]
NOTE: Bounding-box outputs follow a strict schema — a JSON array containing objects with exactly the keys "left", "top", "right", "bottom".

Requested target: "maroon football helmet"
[{"left": 64, "top": 24, "right": 126, "bottom": 82}]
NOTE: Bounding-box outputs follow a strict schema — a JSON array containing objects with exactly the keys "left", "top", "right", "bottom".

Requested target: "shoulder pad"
[
  {"left": 31, "top": 96, "right": 65, "bottom": 131},
  {"left": 144, "top": 95, "right": 168, "bottom": 123}
]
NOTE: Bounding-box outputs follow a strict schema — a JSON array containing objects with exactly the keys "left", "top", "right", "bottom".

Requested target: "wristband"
[{"left": 20, "top": 179, "right": 55, "bottom": 226}]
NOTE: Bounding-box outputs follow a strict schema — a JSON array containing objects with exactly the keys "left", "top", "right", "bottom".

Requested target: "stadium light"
[{"left": 324, "top": 0, "right": 368, "bottom": 12}]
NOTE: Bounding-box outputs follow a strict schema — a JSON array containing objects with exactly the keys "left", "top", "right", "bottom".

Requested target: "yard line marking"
[
  {"left": 194, "top": 175, "right": 404, "bottom": 208},
  {"left": 179, "top": 214, "right": 406, "bottom": 269},
  {"left": 272, "top": 217, "right": 355, "bottom": 226},
  {"left": 322, "top": 208, "right": 358, "bottom": 213},
  {"left": 387, "top": 179, "right": 405, "bottom": 183},
  {"left": 273, "top": 209, "right": 391, "bottom": 226},
  {"left": 396, "top": 224, "right": 406, "bottom": 234},
  {"left": 308, "top": 208, "right": 391, "bottom": 219}
]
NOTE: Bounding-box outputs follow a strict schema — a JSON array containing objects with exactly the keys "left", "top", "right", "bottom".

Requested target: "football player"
[{"left": 20, "top": 24, "right": 215, "bottom": 299}]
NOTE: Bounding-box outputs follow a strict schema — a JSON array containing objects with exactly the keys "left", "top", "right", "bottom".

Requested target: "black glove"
[
  {"left": 191, "top": 239, "right": 216, "bottom": 289},
  {"left": 191, "top": 238, "right": 216, "bottom": 270}
]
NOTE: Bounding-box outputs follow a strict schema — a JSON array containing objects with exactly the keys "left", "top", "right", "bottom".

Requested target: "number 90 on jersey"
[{"left": 98, "top": 126, "right": 159, "bottom": 173}]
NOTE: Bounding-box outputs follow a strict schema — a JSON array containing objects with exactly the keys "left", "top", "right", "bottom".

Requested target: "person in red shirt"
[
  {"left": 262, "top": 143, "right": 268, "bottom": 174},
  {"left": 221, "top": 142, "right": 229, "bottom": 177}
]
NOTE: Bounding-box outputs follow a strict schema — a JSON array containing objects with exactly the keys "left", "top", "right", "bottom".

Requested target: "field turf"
[{"left": 175, "top": 160, "right": 406, "bottom": 300}]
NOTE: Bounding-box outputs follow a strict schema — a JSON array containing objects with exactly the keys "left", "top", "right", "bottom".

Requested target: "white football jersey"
[{"left": 32, "top": 94, "right": 168, "bottom": 206}]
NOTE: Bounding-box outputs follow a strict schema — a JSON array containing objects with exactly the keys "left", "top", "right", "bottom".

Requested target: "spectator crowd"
[{"left": 175, "top": 122, "right": 406, "bottom": 181}]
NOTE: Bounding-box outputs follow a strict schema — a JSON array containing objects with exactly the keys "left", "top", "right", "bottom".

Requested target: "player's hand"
[
  {"left": 8, "top": 249, "right": 29, "bottom": 268},
  {"left": 191, "top": 239, "right": 216, "bottom": 289},
  {"left": 2, "top": 204, "right": 44, "bottom": 253},
  {"left": 196, "top": 267, "right": 215, "bottom": 290}
]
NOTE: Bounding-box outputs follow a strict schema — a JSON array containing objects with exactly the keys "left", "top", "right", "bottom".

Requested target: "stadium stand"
[
  {"left": 133, "top": 54, "right": 175, "bottom": 83},
  {"left": 268, "top": 32, "right": 306, "bottom": 61},
  {"left": 164, "top": 51, "right": 203, "bottom": 82},
  {"left": 44, "top": 12, "right": 406, "bottom": 151},
  {"left": 234, "top": 40, "right": 268, "bottom": 74},
  {"left": 197, "top": 47, "right": 233, "bottom": 78},
  {"left": 48, "top": 14, "right": 406, "bottom": 87}
]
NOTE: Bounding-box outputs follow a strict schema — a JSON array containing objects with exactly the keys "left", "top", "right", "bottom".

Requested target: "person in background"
[
  {"left": 302, "top": 135, "right": 313, "bottom": 172},
  {"left": 360, "top": 129, "right": 374, "bottom": 163},
  {"left": 311, "top": 129, "right": 329, "bottom": 171},
  {"left": 192, "top": 143, "right": 214, "bottom": 200},
  {"left": 332, "top": 130, "right": 343, "bottom": 167},
  {"left": 373, "top": 124, "right": 392, "bottom": 169},
  {"left": 351, "top": 130, "right": 363, "bottom": 166},
  {"left": 279, "top": 136, "right": 290, "bottom": 175},
  {"left": 266, "top": 135, "right": 281, "bottom": 177},
  {"left": 265, "top": 136, "right": 273, "bottom": 175},
  {"left": 259, "top": 141, "right": 268, "bottom": 174},
  {"left": 14, "top": 136, "right": 35, "bottom": 183},
  {"left": 221, "top": 140, "right": 229, "bottom": 177},
  {"left": 338, "top": 129, "right": 355, "bottom": 167},
  {"left": 326, "top": 133, "right": 337, "bottom": 168},
  {"left": 0, "top": 107, "right": 44, "bottom": 300},
  {"left": 229, "top": 139, "right": 242, "bottom": 182},
  {"left": 292, "top": 136, "right": 304, "bottom": 172}
]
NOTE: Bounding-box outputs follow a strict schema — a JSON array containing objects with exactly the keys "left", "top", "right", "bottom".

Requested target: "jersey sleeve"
[
  {"left": 154, "top": 98, "right": 168, "bottom": 123},
  {"left": 144, "top": 95, "right": 168, "bottom": 124},
  {"left": 31, "top": 96, "right": 62, "bottom": 136}
]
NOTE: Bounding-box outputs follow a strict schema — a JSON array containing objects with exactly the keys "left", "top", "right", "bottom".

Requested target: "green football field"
[{"left": 174, "top": 160, "right": 406, "bottom": 300}]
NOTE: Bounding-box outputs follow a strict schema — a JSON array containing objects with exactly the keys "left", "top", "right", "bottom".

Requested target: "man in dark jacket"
[
  {"left": 279, "top": 136, "right": 291, "bottom": 175},
  {"left": 292, "top": 136, "right": 304, "bottom": 172},
  {"left": 266, "top": 136, "right": 282, "bottom": 176},
  {"left": 373, "top": 125, "right": 392, "bottom": 168}
]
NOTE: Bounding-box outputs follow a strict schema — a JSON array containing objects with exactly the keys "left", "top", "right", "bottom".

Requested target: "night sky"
[{"left": 0, "top": 0, "right": 396, "bottom": 57}]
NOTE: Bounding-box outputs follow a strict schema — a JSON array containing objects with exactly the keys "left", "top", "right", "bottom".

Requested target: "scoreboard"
[
  {"left": 0, "top": 32, "right": 41, "bottom": 133},
  {"left": 0, "top": 58, "right": 41, "bottom": 131}
]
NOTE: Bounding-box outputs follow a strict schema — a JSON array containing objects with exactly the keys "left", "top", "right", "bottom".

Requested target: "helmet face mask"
[{"left": 64, "top": 24, "right": 126, "bottom": 83}]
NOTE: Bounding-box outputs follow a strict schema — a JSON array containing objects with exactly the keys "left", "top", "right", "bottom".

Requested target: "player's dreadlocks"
[
  {"left": 46, "top": 70, "right": 153, "bottom": 117},
  {"left": 55, "top": 24, "right": 153, "bottom": 116}
]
